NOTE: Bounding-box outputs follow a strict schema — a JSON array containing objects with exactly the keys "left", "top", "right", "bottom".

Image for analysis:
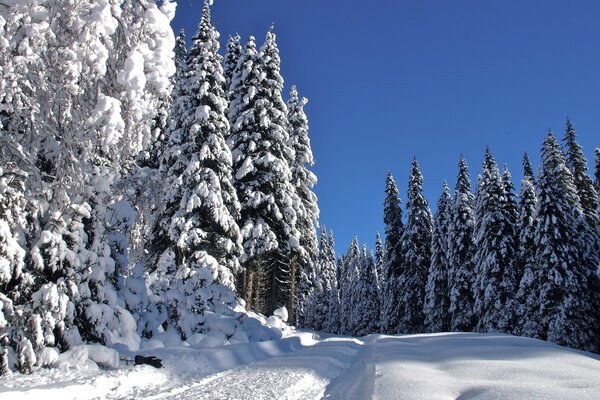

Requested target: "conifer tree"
[
  {"left": 563, "top": 120, "right": 600, "bottom": 228},
  {"left": 309, "top": 227, "right": 337, "bottom": 330},
  {"left": 288, "top": 85, "right": 319, "bottom": 325},
  {"left": 523, "top": 151, "right": 535, "bottom": 183},
  {"left": 502, "top": 165, "right": 519, "bottom": 229},
  {"left": 562, "top": 121, "right": 600, "bottom": 348},
  {"left": 325, "top": 231, "right": 341, "bottom": 333},
  {"left": 224, "top": 34, "right": 242, "bottom": 98},
  {"left": 424, "top": 182, "right": 452, "bottom": 332},
  {"left": 532, "top": 133, "right": 597, "bottom": 352},
  {"left": 340, "top": 238, "right": 360, "bottom": 335},
  {"left": 148, "top": 2, "right": 243, "bottom": 338},
  {"left": 375, "top": 233, "right": 384, "bottom": 282},
  {"left": 472, "top": 150, "right": 517, "bottom": 333},
  {"left": 514, "top": 156, "right": 540, "bottom": 337},
  {"left": 380, "top": 172, "right": 404, "bottom": 334},
  {"left": 350, "top": 247, "right": 380, "bottom": 336},
  {"left": 595, "top": 148, "right": 600, "bottom": 194},
  {"left": 374, "top": 232, "right": 384, "bottom": 305},
  {"left": 447, "top": 157, "right": 476, "bottom": 332},
  {"left": 398, "top": 159, "right": 433, "bottom": 333},
  {"left": 228, "top": 31, "right": 301, "bottom": 315}
]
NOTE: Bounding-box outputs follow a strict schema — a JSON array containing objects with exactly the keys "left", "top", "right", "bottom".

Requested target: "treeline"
[
  {"left": 299, "top": 123, "right": 600, "bottom": 354},
  {"left": 0, "top": 1, "right": 319, "bottom": 374}
]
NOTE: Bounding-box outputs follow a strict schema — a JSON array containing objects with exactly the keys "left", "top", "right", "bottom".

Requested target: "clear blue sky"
[{"left": 171, "top": 0, "right": 600, "bottom": 256}]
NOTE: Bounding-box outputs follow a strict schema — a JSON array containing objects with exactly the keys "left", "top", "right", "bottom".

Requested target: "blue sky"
[{"left": 171, "top": 0, "right": 600, "bottom": 255}]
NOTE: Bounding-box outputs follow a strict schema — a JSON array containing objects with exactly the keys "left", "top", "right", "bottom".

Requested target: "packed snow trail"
[
  {"left": 143, "top": 333, "right": 600, "bottom": 400},
  {"left": 3, "top": 333, "right": 600, "bottom": 399}
]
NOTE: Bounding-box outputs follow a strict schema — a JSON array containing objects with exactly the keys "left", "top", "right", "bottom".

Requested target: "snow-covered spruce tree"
[
  {"left": 502, "top": 165, "right": 519, "bottom": 231},
  {"left": 563, "top": 120, "right": 600, "bottom": 229},
  {"left": 340, "top": 238, "right": 360, "bottom": 335},
  {"left": 224, "top": 34, "right": 242, "bottom": 100},
  {"left": 288, "top": 85, "right": 319, "bottom": 326},
  {"left": 325, "top": 230, "right": 341, "bottom": 333},
  {"left": 472, "top": 150, "right": 517, "bottom": 333},
  {"left": 424, "top": 182, "right": 452, "bottom": 333},
  {"left": 447, "top": 157, "right": 477, "bottom": 332},
  {"left": 380, "top": 172, "right": 404, "bottom": 334},
  {"left": 309, "top": 227, "right": 337, "bottom": 331},
  {"left": 145, "top": 3, "right": 243, "bottom": 340},
  {"left": 349, "top": 247, "right": 380, "bottom": 336},
  {"left": 523, "top": 151, "right": 535, "bottom": 183},
  {"left": 0, "top": 0, "right": 176, "bottom": 366},
  {"left": 533, "top": 133, "right": 598, "bottom": 352},
  {"left": 514, "top": 156, "right": 540, "bottom": 337},
  {"left": 375, "top": 233, "right": 384, "bottom": 287},
  {"left": 562, "top": 121, "right": 600, "bottom": 348},
  {"left": 228, "top": 31, "right": 302, "bottom": 315},
  {"left": 397, "top": 159, "right": 432, "bottom": 334},
  {"left": 595, "top": 148, "right": 600, "bottom": 195}
]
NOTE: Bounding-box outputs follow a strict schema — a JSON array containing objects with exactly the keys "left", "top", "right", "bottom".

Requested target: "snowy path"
[
  {"left": 143, "top": 333, "right": 600, "bottom": 400},
  {"left": 3, "top": 332, "right": 600, "bottom": 399}
]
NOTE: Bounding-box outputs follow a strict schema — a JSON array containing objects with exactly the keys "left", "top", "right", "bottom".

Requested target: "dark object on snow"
[{"left": 134, "top": 355, "right": 163, "bottom": 368}]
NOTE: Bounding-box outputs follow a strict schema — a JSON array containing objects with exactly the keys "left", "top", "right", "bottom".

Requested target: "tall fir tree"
[
  {"left": 228, "top": 31, "right": 301, "bottom": 315},
  {"left": 339, "top": 238, "right": 360, "bottom": 335},
  {"left": 523, "top": 151, "right": 535, "bottom": 183},
  {"left": 397, "top": 159, "right": 433, "bottom": 333},
  {"left": 532, "top": 133, "right": 598, "bottom": 352},
  {"left": 595, "top": 148, "right": 600, "bottom": 195},
  {"left": 447, "top": 157, "right": 476, "bottom": 332},
  {"left": 309, "top": 227, "right": 336, "bottom": 331},
  {"left": 472, "top": 150, "right": 517, "bottom": 333},
  {"left": 380, "top": 172, "right": 404, "bottom": 334},
  {"left": 224, "top": 34, "right": 242, "bottom": 100},
  {"left": 287, "top": 85, "right": 319, "bottom": 325},
  {"left": 563, "top": 120, "right": 600, "bottom": 228},
  {"left": 514, "top": 155, "right": 540, "bottom": 337},
  {"left": 147, "top": 2, "right": 243, "bottom": 339},
  {"left": 562, "top": 120, "right": 600, "bottom": 348},
  {"left": 349, "top": 247, "right": 380, "bottom": 336},
  {"left": 424, "top": 182, "right": 452, "bottom": 333}
]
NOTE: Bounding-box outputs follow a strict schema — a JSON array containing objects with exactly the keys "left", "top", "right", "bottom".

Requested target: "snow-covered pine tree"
[
  {"left": 472, "top": 149, "right": 517, "bottom": 333},
  {"left": 0, "top": 0, "right": 176, "bottom": 363},
  {"left": 309, "top": 227, "right": 336, "bottom": 331},
  {"left": 374, "top": 232, "right": 384, "bottom": 309},
  {"left": 146, "top": 2, "right": 243, "bottom": 339},
  {"left": 228, "top": 31, "right": 302, "bottom": 315},
  {"left": 350, "top": 247, "right": 380, "bottom": 336},
  {"left": 523, "top": 151, "right": 535, "bottom": 183},
  {"left": 224, "top": 34, "right": 242, "bottom": 99},
  {"left": 447, "top": 157, "right": 477, "bottom": 332},
  {"left": 375, "top": 233, "right": 384, "bottom": 286},
  {"left": 533, "top": 133, "right": 598, "bottom": 352},
  {"left": 340, "top": 238, "right": 360, "bottom": 335},
  {"left": 326, "top": 231, "right": 341, "bottom": 334},
  {"left": 563, "top": 120, "right": 600, "bottom": 228},
  {"left": 397, "top": 159, "right": 433, "bottom": 334},
  {"left": 502, "top": 166, "right": 519, "bottom": 229},
  {"left": 424, "top": 182, "right": 452, "bottom": 333},
  {"left": 514, "top": 155, "right": 540, "bottom": 337},
  {"left": 380, "top": 172, "right": 404, "bottom": 334},
  {"left": 287, "top": 85, "right": 319, "bottom": 326},
  {"left": 562, "top": 120, "right": 600, "bottom": 349},
  {"left": 595, "top": 148, "right": 600, "bottom": 195}
]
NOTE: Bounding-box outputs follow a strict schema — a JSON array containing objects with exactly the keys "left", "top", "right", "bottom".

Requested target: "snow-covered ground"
[{"left": 2, "top": 332, "right": 600, "bottom": 399}]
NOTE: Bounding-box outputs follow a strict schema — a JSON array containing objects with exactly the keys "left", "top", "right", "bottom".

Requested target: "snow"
[{"left": 2, "top": 332, "right": 599, "bottom": 399}]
